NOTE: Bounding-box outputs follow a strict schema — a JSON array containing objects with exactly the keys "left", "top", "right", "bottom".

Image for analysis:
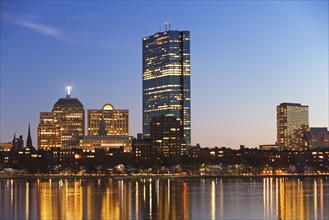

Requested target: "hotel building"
[
  {"left": 277, "top": 103, "right": 309, "bottom": 150},
  {"left": 142, "top": 28, "right": 191, "bottom": 146},
  {"left": 88, "top": 104, "right": 128, "bottom": 136}
]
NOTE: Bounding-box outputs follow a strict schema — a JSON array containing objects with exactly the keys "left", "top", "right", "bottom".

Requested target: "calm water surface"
[{"left": 0, "top": 177, "right": 328, "bottom": 219}]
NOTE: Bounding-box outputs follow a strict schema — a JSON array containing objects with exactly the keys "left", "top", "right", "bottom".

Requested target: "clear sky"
[{"left": 1, "top": 1, "right": 328, "bottom": 149}]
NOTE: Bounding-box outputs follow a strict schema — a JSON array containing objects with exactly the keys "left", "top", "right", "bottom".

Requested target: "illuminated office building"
[
  {"left": 38, "top": 112, "right": 59, "bottom": 149},
  {"left": 150, "top": 115, "right": 185, "bottom": 161},
  {"left": 142, "top": 28, "right": 191, "bottom": 146},
  {"left": 88, "top": 104, "right": 128, "bottom": 136},
  {"left": 277, "top": 103, "right": 309, "bottom": 150},
  {"left": 38, "top": 85, "right": 85, "bottom": 149}
]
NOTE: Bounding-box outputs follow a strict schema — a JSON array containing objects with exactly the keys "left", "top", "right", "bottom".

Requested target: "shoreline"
[{"left": 0, "top": 173, "right": 328, "bottom": 180}]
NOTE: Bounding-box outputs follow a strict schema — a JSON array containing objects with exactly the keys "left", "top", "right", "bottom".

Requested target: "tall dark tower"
[
  {"left": 142, "top": 28, "right": 191, "bottom": 147},
  {"left": 99, "top": 117, "right": 107, "bottom": 136},
  {"left": 26, "top": 123, "right": 34, "bottom": 149}
]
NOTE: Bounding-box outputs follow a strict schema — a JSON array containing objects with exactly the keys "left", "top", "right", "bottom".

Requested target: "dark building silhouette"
[
  {"left": 132, "top": 133, "right": 153, "bottom": 165},
  {"left": 11, "top": 134, "right": 24, "bottom": 152},
  {"left": 98, "top": 118, "right": 107, "bottom": 136},
  {"left": 150, "top": 115, "right": 185, "bottom": 162},
  {"left": 26, "top": 124, "right": 35, "bottom": 150},
  {"left": 303, "top": 127, "right": 329, "bottom": 149}
]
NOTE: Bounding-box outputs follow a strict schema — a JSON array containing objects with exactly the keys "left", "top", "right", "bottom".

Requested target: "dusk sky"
[{"left": 1, "top": 1, "right": 328, "bottom": 149}]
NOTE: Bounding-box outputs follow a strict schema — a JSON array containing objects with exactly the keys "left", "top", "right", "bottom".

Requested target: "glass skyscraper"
[{"left": 142, "top": 30, "right": 191, "bottom": 146}]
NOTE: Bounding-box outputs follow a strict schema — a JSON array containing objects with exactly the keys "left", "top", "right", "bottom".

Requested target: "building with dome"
[
  {"left": 88, "top": 104, "right": 128, "bottom": 136},
  {"left": 38, "top": 85, "right": 85, "bottom": 149},
  {"left": 64, "top": 104, "right": 131, "bottom": 152}
]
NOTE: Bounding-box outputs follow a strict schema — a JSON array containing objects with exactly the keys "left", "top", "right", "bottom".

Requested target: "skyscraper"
[
  {"left": 277, "top": 103, "right": 309, "bottom": 150},
  {"left": 38, "top": 84, "right": 85, "bottom": 149},
  {"left": 142, "top": 28, "right": 191, "bottom": 146}
]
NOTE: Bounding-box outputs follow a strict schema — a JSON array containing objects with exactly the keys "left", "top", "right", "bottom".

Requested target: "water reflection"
[{"left": 0, "top": 177, "right": 328, "bottom": 219}]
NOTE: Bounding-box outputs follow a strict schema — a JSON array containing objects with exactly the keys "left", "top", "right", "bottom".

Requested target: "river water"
[{"left": 0, "top": 177, "right": 328, "bottom": 219}]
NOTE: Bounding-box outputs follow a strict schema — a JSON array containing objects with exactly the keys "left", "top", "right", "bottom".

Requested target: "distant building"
[
  {"left": 38, "top": 112, "right": 59, "bottom": 149},
  {"left": 150, "top": 115, "right": 185, "bottom": 161},
  {"left": 88, "top": 104, "right": 128, "bottom": 136},
  {"left": 303, "top": 127, "right": 329, "bottom": 149},
  {"left": 68, "top": 117, "right": 132, "bottom": 153},
  {"left": 0, "top": 142, "right": 12, "bottom": 152},
  {"left": 132, "top": 133, "right": 153, "bottom": 164},
  {"left": 259, "top": 144, "right": 278, "bottom": 151},
  {"left": 38, "top": 84, "right": 85, "bottom": 149},
  {"left": 277, "top": 103, "right": 309, "bottom": 150},
  {"left": 77, "top": 135, "right": 133, "bottom": 153},
  {"left": 142, "top": 28, "right": 191, "bottom": 146},
  {"left": 11, "top": 134, "right": 23, "bottom": 152}
]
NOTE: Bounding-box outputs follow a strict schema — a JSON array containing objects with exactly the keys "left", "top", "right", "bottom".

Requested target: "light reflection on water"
[{"left": 0, "top": 177, "right": 328, "bottom": 219}]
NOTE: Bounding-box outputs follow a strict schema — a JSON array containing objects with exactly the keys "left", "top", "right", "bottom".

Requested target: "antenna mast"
[
  {"left": 164, "top": 22, "right": 171, "bottom": 31},
  {"left": 67, "top": 73, "right": 71, "bottom": 97}
]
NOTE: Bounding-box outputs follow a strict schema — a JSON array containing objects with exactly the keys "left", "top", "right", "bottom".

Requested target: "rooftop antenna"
[
  {"left": 66, "top": 73, "right": 71, "bottom": 97},
  {"left": 165, "top": 22, "right": 168, "bottom": 31}
]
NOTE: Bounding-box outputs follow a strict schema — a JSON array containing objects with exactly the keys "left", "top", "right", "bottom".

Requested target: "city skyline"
[{"left": 1, "top": 1, "right": 328, "bottom": 148}]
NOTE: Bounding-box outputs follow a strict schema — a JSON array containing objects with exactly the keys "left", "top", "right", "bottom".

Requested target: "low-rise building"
[{"left": 303, "top": 127, "right": 329, "bottom": 149}]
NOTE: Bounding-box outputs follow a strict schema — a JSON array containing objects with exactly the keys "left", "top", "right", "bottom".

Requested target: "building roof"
[
  {"left": 310, "top": 127, "right": 328, "bottom": 134},
  {"left": 81, "top": 135, "right": 133, "bottom": 141},
  {"left": 53, "top": 95, "right": 84, "bottom": 109},
  {"left": 278, "top": 103, "right": 308, "bottom": 107}
]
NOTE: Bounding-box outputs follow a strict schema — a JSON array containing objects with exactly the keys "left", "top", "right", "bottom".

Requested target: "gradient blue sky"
[{"left": 1, "top": 1, "right": 328, "bottom": 149}]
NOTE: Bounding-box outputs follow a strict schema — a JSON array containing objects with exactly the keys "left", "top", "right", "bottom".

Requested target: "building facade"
[
  {"left": 38, "top": 88, "right": 85, "bottom": 149},
  {"left": 132, "top": 133, "right": 153, "bottom": 165},
  {"left": 277, "top": 103, "right": 309, "bottom": 150},
  {"left": 38, "top": 112, "right": 59, "bottom": 149},
  {"left": 303, "top": 127, "right": 329, "bottom": 149},
  {"left": 142, "top": 29, "right": 191, "bottom": 146},
  {"left": 150, "top": 115, "right": 185, "bottom": 161},
  {"left": 77, "top": 136, "right": 133, "bottom": 153},
  {"left": 88, "top": 104, "right": 128, "bottom": 136}
]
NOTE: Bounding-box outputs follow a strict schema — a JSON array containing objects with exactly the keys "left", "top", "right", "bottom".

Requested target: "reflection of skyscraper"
[
  {"left": 277, "top": 103, "right": 309, "bottom": 150},
  {"left": 38, "top": 85, "right": 85, "bottom": 149},
  {"left": 142, "top": 28, "right": 191, "bottom": 146}
]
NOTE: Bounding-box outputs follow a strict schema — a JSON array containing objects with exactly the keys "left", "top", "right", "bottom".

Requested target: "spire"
[
  {"left": 66, "top": 82, "right": 71, "bottom": 98},
  {"left": 26, "top": 123, "right": 33, "bottom": 149},
  {"left": 66, "top": 73, "right": 72, "bottom": 98}
]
